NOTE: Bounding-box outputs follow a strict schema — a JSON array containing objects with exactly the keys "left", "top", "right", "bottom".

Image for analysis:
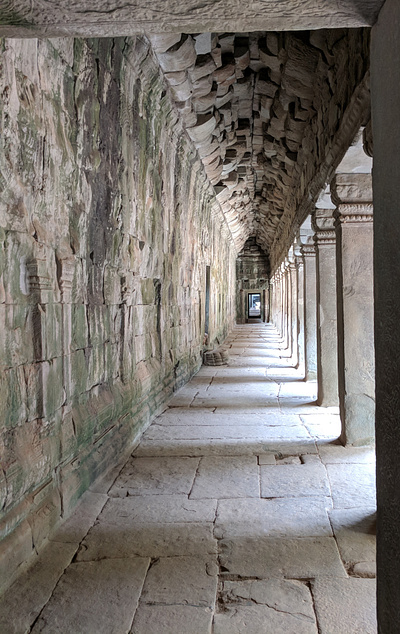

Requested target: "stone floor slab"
[
  {"left": 326, "top": 463, "right": 376, "bottom": 509},
  {"left": 215, "top": 497, "right": 333, "bottom": 539},
  {"left": 131, "top": 604, "right": 213, "bottom": 634},
  {"left": 0, "top": 541, "right": 78, "bottom": 634},
  {"left": 142, "top": 423, "right": 307, "bottom": 441},
  {"left": 219, "top": 536, "right": 346, "bottom": 578},
  {"left": 214, "top": 605, "right": 318, "bottom": 634},
  {"left": 140, "top": 555, "right": 218, "bottom": 607},
  {"left": 134, "top": 437, "right": 318, "bottom": 457},
  {"left": 108, "top": 456, "right": 199, "bottom": 497},
  {"left": 50, "top": 491, "right": 108, "bottom": 543},
  {"left": 77, "top": 521, "right": 217, "bottom": 560},
  {"left": 260, "top": 463, "right": 330, "bottom": 498},
  {"left": 31, "top": 558, "right": 150, "bottom": 634},
  {"left": 214, "top": 578, "right": 318, "bottom": 634},
  {"left": 257, "top": 452, "right": 276, "bottom": 464},
  {"left": 99, "top": 495, "right": 217, "bottom": 524},
  {"left": 329, "top": 507, "right": 376, "bottom": 574},
  {"left": 0, "top": 323, "right": 377, "bottom": 631},
  {"left": 190, "top": 455, "right": 260, "bottom": 499},
  {"left": 318, "top": 444, "right": 375, "bottom": 464},
  {"left": 311, "top": 577, "right": 377, "bottom": 634}
]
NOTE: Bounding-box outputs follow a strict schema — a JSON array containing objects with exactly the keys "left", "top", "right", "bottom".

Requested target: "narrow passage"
[{"left": 0, "top": 324, "right": 377, "bottom": 633}]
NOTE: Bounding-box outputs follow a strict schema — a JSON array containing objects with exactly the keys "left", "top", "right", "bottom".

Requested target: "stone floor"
[{"left": 0, "top": 324, "right": 377, "bottom": 633}]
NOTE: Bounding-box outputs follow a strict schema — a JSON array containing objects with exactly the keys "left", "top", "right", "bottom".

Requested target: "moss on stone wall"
[{"left": 0, "top": 35, "right": 236, "bottom": 591}]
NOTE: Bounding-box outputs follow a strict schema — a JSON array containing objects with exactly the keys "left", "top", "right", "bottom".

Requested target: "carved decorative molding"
[
  {"left": 335, "top": 203, "right": 374, "bottom": 224},
  {"left": 314, "top": 230, "right": 336, "bottom": 245},
  {"left": 301, "top": 244, "right": 316, "bottom": 257}
]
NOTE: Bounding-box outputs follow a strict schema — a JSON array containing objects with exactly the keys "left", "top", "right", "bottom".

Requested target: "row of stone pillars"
[{"left": 270, "top": 147, "right": 375, "bottom": 447}]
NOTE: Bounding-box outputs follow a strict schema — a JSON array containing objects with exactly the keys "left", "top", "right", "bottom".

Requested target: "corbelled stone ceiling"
[{"left": 148, "top": 30, "right": 370, "bottom": 255}]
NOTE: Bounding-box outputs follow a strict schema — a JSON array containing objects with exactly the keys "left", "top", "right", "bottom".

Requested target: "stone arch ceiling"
[
  {"left": 148, "top": 29, "right": 371, "bottom": 256},
  {"left": 0, "top": 2, "right": 377, "bottom": 262}
]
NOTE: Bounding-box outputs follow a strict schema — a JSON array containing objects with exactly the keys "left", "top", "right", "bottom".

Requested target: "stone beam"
[{"left": 0, "top": 1, "right": 385, "bottom": 38}]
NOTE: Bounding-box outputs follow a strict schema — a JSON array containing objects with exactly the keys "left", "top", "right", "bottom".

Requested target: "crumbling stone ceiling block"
[
  {"left": 149, "top": 30, "right": 370, "bottom": 261},
  {"left": 0, "top": 1, "right": 385, "bottom": 38}
]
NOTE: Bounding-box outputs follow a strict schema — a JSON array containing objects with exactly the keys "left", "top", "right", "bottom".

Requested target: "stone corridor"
[{"left": 0, "top": 324, "right": 376, "bottom": 633}]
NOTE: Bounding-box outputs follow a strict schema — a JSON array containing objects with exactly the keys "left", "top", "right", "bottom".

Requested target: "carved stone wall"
[{"left": 0, "top": 36, "right": 236, "bottom": 590}]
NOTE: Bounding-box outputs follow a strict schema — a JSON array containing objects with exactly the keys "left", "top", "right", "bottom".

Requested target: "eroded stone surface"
[
  {"left": 219, "top": 536, "right": 347, "bottom": 579},
  {"left": 326, "top": 463, "right": 376, "bottom": 508},
  {"left": 77, "top": 522, "right": 217, "bottom": 561},
  {"left": 0, "top": 324, "right": 376, "bottom": 632},
  {"left": 0, "top": 542, "right": 78, "bottom": 634},
  {"left": 108, "top": 456, "right": 200, "bottom": 497},
  {"left": 131, "top": 604, "right": 213, "bottom": 634},
  {"left": 140, "top": 556, "right": 218, "bottom": 607},
  {"left": 329, "top": 508, "right": 376, "bottom": 574},
  {"left": 99, "top": 495, "right": 217, "bottom": 525},
  {"left": 190, "top": 455, "right": 260, "bottom": 499},
  {"left": 311, "top": 578, "right": 377, "bottom": 634},
  {"left": 260, "top": 463, "right": 330, "bottom": 498},
  {"left": 215, "top": 497, "right": 332, "bottom": 539},
  {"left": 31, "top": 558, "right": 150, "bottom": 634},
  {"left": 215, "top": 578, "right": 318, "bottom": 634}
]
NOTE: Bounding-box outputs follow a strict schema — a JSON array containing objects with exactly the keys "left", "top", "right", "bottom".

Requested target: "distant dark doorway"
[{"left": 248, "top": 293, "right": 261, "bottom": 318}]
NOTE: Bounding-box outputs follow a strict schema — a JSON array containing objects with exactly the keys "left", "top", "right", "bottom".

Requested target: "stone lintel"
[{"left": 0, "top": 1, "right": 385, "bottom": 38}]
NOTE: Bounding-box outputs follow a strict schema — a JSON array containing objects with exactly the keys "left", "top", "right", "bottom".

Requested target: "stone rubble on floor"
[{"left": 0, "top": 324, "right": 376, "bottom": 634}]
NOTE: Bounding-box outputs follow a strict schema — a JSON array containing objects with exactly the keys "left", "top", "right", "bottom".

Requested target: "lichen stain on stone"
[{"left": 0, "top": 34, "right": 236, "bottom": 587}]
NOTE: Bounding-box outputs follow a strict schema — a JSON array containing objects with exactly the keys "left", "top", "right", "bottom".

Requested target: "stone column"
[
  {"left": 270, "top": 275, "right": 275, "bottom": 326},
  {"left": 332, "top": 174, "right": 375, "bottom": 446},
  {"left": 288, "top": 251, "right": 298, "bottom": 366},
  {"left": 313, "top": 205, "right": 339, "bottom": 407},
  {"left": 371, "top": 1, "right": 400, "bottom": 628},
  {"left": 282, "top": 260, "right": 291, "bottom": 351},
  {"left": 294, "top": 239, "right": 305, "bottom": 375},
  {"left": 301, "top": 242, "right": 317, "bottom": 381}
]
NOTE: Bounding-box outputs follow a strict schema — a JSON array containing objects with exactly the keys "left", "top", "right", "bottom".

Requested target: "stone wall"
[
  {"left": 0, "top": 36, "right": 236, "bottom": 590},
  {"left": 236, "top": 238, "right": 270, "bottom": 323}
]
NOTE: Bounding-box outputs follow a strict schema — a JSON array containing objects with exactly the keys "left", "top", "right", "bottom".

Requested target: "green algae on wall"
[{"left": 0, "top": 35, "right": 236, "bottom": 592}]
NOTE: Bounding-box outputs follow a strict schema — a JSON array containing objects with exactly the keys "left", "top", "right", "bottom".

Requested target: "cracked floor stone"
[{"left": 0, "top": 324, "right": 377, "bottom": 633}]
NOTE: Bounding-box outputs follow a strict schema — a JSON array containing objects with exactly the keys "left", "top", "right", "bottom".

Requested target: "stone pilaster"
[
  {"left": 313, "top": 206, "right": 339, "bottom": 406},
  {"left": 332, "top": 173, "right": 375, "bottom": 445}
]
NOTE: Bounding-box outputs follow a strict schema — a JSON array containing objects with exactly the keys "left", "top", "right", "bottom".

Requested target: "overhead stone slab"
[{"left": 0, "top": 1, "right": 385, "bottom": 37}]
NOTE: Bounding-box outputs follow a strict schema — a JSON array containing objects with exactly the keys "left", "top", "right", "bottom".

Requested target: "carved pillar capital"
[
  {"left": 301, "top": 243, "right": 317, "bottom": 257},
  {"left": 312, "top": 208, "right": 336, "bottom": 245},
  {"left": 331, "top": 173, "right": 373, "bottom": 225},
  {"left": 331, "top": 173, "right": 373, "bottom": 206}
]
